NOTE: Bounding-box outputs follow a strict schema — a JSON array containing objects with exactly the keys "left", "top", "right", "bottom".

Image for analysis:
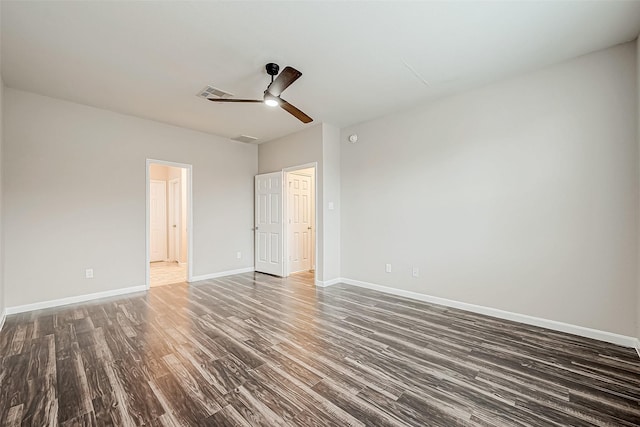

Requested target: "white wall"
[
  {"left": 3, "top": 88, "right": 257, "bottom": 307},
  {"left": 341, "top": 42, "right": 638, "bottom": 337}
]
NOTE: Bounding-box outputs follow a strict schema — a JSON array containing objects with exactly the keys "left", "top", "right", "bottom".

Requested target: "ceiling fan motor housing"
[
  {"left": 207, "top": 63, "right": 312, "bottom": 123},
  {"left": 265, "top": 63, "right": 280, "bottom": 76}
]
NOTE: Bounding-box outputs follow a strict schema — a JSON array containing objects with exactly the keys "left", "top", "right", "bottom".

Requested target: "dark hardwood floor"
[{"left": 0, "top": 271, "right": 639, "bottom": 426}]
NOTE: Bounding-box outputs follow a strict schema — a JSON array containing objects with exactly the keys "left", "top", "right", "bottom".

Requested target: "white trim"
[
  {"left": 0, "top": 309, "right": 6, "bottom": 332},
  {"left": 5, "top": 286, "right": 147, "bottom": 315},
  {"left": 146, "top": 159, "right": 193, "bottom": 289},
  {"left": 635, "top": 339, "right": 640, "bottom": 359},
  {"left": 190, "top": 267, "right": 255, "bottom": 282},
  {"left": 315, "top": 278, "right": 342, "bottom": 288},
  {"left": 339, "top": 277, "right": 638, "bottom": 348}
]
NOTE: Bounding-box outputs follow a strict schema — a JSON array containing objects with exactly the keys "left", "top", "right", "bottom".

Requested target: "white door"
[
  {"left": 255, "top": 172, "right": 284, "bottom": 276},
  {"left": 150, "top": 180, "right": 167, "bottom": 262},
  {"left": 288, "top": 173, "right": 313, "bottom": 273},
  {"left": 168, "top": 178, "right": 181, "bottom": 262}
]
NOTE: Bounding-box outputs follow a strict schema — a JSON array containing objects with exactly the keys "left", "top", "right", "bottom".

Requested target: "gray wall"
[
  {"left": 322, "top": 123, "right": 341, "bottom": 281},
  {"left": 4, "top": 88, "right": 257, "bottom": 307},
  {"left": 341, "top": 42, "right": 638, "bottom": 337}
]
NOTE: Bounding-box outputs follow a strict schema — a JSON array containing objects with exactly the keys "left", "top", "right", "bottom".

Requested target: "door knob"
[{"left": 307, "top": 227, "right": 312, "bottom": 230}]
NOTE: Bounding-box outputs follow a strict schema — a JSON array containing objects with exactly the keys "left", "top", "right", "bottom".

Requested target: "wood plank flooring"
[{"left": 1, "top": 271, "right": 639, "bottom": 426}]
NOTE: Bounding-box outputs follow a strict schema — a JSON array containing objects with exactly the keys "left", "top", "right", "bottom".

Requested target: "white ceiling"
[{"left": 2, "top": 1, "right": 640, "bottom": 143}]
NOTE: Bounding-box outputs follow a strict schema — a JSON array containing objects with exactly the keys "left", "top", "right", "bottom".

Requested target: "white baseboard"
[
  {"left": 0, "top": 308, "right": 6, "bottom": 332},
  {"left": 190, "top": 267, "right": 255, "bottom": 282},
  {"left": 315, "top": 278, "right": 342, "bottom": 288},
  {"left": 5, "top": 285, "right": 147, "bottom": 315},
  {"left": 635, "top": 339, "right": 640, "bottom": 359},
  {"left": 339, "top": 277, "right": 637, "bottom": 349}
]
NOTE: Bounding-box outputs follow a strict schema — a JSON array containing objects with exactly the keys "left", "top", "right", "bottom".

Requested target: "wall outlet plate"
[
  {"left": 385, "top": 263, "right": 392, "bottom": 273},
  {"left": 412, "top": 267, "right": 419, "bottom": 278},
  {"left": 85, "top": 268, "right": 94, "bottom": 279}
]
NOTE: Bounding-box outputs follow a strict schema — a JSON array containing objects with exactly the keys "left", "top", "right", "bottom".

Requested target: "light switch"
[{"left": 328, "top": 202, "right": 335, "bottom": 210}]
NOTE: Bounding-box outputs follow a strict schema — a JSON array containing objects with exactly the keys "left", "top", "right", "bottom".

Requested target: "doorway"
[
  {"left": 286, "top": 168, "right": 315, "bottom": 275},
  {"left": 254, "top": 163, "right": 317, "bottom": 279},
  {"left": 146, "top": 160, "right": 193, "bottom": 288}
]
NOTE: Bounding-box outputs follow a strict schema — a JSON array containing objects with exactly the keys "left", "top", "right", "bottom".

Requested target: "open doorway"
[
  {"left": 254, "top": 164, "right": 317, "bottom": 280},
  {"left": 146, "top": 159, "right": 192, "bottom": 288},
  {"left": 285, "top": 167, "right": 316, "bottom": 277}
]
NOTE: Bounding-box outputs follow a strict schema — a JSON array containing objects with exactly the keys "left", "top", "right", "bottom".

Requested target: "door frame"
[
  {"left": 283, "top": 162, "right": 318, "bottom": 277},
  {"left": 146, "top": 159, "right": 193, "bottom": 289}
]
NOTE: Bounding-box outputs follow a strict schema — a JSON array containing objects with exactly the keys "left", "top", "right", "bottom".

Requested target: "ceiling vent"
[
  {"left": 197, "top": 85, "right": 233, "bottom": 99},
  {"left": 232, "top": 135, "right": 259, "bottom": 144}
]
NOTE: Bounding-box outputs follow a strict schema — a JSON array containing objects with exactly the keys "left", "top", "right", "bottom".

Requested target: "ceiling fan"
[{"left": 206, "top": 63, "right": 313, "bottom": 124}]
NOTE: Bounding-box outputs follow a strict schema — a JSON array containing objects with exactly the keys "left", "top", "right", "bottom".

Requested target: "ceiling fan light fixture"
[{"left": 207, "top": 64, "right": 312, "bottom": 123}]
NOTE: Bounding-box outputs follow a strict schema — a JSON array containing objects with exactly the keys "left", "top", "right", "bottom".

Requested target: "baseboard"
[
  {"left": 635, "top": 339, "right": 640, "bottom": 359},
  {"left": 315, "top": 278, "right": 342, "bottom": 288},
  {"left": 340, "top": 278, "right": 637, "bottom": 348},
  {"left": 0, "top": 308, "right": 6, "bottom": 332},
  {"left": 5, "top": 285, "right": 147, "bottom": 315},
  {"left": 190, "top": 267, "right": 255, "bottom": 282}
]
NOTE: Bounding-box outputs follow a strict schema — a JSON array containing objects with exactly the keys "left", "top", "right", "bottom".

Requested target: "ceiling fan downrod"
[{"left": 266, "top": 63, "right": 280, "bottom": 84}]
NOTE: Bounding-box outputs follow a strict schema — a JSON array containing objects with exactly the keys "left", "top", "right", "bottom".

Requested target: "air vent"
[
  {"left": 197, "top": 85, "right": 233, "bottom": 99},
  {"left": 232, "top": 135, "right": 259, "bottom": 144}
]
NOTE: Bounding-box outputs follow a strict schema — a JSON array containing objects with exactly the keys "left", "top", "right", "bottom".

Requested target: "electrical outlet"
[
  {"left": 412, "top": 267, "right": 419, "bottom": 278},
  {"left": 385, "top": 263, "right": 392, "bottom": 273},
  {"left": 236, "top": 251, "right": 242, "bottom": 259},
  {"left": 85, "top": 268, "right": 94, "bottom": 279}
]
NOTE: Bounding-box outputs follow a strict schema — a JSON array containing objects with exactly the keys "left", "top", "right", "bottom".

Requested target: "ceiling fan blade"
[
  {"left": 207, "top": 98, "right": 263, "bottom": 103},
  {"left": 267, "top": 66, "right": 302, "bottom": 97},
  {"left": 279, "top": 98, "right": 313, "bottom": 123}
]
